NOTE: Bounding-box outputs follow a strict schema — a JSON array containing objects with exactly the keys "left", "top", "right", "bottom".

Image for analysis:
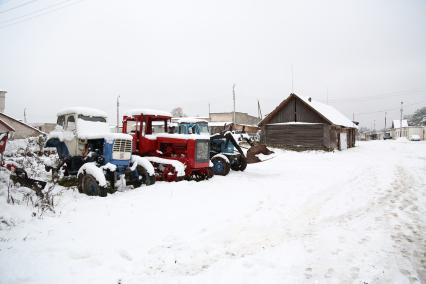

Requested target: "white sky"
[{"left": 0, "top": 0, "right": 425, "bottom": 129}]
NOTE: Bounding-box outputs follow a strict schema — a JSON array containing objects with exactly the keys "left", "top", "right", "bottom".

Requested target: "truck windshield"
[
  {"left": 198, "top": 123, "right": 209, "bottom": 134},
  {"left": 78, "top": 115, "right": 107, "bottom": 123}
]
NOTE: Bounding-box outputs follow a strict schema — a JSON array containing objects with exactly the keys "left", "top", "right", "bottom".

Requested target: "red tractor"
[{"left": 122, "top": 109, "right": 213, "bottom": 181}]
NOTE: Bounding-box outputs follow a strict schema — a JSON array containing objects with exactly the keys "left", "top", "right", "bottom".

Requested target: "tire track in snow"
[
  {"left": 383, "top": 166, "right": 426, "bottom": 283},
  {"left": 127, "top": 165, "right": 386, "bottom": 282}
]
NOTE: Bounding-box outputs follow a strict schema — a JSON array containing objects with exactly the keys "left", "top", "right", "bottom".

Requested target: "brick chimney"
[{"left": 0, "top": 91, "right": 6, "bottom": 113}]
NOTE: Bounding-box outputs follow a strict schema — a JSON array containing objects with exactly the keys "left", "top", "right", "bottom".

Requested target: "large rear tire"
[
  {"left": 78, "top": 173, "right": 107, "bottom": 197},
  {"left": 211, "top": 156, "right": 230, "bottom": 176}
]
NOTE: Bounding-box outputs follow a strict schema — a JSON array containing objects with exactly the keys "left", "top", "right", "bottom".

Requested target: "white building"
[{"left": 390, "top": 120, "right": 426, "bottom": 140}]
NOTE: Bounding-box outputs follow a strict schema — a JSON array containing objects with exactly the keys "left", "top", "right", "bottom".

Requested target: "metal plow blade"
[{"left": 246, "top": 143, "right": 275, "bottom": 164}]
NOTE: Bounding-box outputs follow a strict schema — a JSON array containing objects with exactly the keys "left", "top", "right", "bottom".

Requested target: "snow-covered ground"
[{"left": 1, "top": 140, "right": 426, "bottom": 284}]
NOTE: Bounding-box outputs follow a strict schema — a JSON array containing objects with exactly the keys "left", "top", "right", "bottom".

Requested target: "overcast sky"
[{"left": 0, "top": 0, "right": 425, "bottom": 129}]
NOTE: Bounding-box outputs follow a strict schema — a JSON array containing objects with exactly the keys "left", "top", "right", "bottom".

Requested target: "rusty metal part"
[{"left": 246, "top": 143, "right": 274, "bottom": 164}]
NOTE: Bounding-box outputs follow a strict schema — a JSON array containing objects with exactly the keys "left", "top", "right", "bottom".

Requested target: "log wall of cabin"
[{"left": 264, "top": 123, "right": 331, "bottom": 150}]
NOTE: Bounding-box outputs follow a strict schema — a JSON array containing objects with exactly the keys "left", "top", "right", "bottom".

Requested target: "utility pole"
[
  {"left": 232, "top": 84, "right": 236, "bottom": 124},
  {"left": 373, "top": 120, "right": 376, "bottom": 131},
  {"left": 24, "top": 108, "right": 27, "bottom": 123},
  {"left": 400, "top": 101, "right": 403, "bottom": 137},
  {"left": 384, "top": 112, "right": 387, "bottom": 135},
  {"left": 208, "top": 103, "right": 211, "bottom": 119},
  {"left": 116, "top": 95, "right": 120, "bottom": 133}
]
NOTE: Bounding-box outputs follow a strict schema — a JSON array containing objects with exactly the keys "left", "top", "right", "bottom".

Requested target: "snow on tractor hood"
[
  {"left": 48, "top": 119, "right": 132, "bottom": 142},
  {"left": 76, "top": 119, "right": 132, "bottom": 141}
]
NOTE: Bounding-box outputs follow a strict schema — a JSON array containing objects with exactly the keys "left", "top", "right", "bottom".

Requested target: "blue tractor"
[
  {"left": 172, "top": 118, "right": 247, "bottom": 176},
  {"left": 45, "top": 107, "right": 155, "bottom": 197}
]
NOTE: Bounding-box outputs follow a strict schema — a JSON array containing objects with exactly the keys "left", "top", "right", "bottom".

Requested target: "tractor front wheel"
[
  {"left": 211, "top": 156, "right": 230, "bottom": 176},
  {"left": 78, "top": 173, "right": 107, "bottom": 197},
  {"left": 135, "top": 165, "right": 156, "bottom": 187}
]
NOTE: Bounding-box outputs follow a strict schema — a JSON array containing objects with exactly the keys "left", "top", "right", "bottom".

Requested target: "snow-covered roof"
[
  {"left": 259, "top": 94, "right": 357, "bottom": 128},
  {"left": 392, "top": 120, "right": 408, "bottom": 128},
  {"left": 0, "top": 113, "right": 44, "bottom": 134},
  {"left": 173, "top": 117, "right": 208, "bottom": 124},
  {"left": 125, "top": 109, "right": 172, "bottom": 117},
  {"left": 57, "top": 107, "right": 108, "bottom": 118},
  {"left": 298, "top": 96, "right": 357, "bottom": 128}
]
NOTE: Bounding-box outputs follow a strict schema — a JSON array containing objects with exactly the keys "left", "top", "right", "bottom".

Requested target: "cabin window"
[
  {"left": 57, "top": 115, "right": 65, "bottom": 127},
  {"left": 66, "top": 115, "right": 76, "bottom": 131}
]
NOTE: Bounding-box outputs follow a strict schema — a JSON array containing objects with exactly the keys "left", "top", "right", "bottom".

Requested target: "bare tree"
[{"left": 171, "top": 107, "right": 185, "bottom": 117}]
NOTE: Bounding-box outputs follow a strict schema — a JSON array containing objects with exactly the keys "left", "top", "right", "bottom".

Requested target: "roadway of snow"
[{"left": 1, "top": 140, "right": 426, "bottom": 284}]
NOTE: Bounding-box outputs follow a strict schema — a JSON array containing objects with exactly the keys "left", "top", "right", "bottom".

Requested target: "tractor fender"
[
  {"left": 77, "top": 162, "right": 107, "bottom": 187},
  {"left": 45, "top": 138, "right": 69, "bottom": 159},
  {"left": 130, "top": 156, "right": 155, "bottom": 177},
  {"left": 211, "top": 153, "right": 230, "bottom": 164}
]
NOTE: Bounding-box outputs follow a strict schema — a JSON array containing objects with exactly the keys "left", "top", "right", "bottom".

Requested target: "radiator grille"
[{"left": 113, "top": 139, "right": 132, "bottom": 153}]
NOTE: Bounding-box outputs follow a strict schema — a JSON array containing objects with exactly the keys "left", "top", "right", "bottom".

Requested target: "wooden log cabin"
[{"left": 258, "top": 93, "right": 357, "bottom": 151}]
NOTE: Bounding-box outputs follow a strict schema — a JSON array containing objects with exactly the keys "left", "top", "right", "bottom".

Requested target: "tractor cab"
[
  {"left": 172, "top": 118, "right": 209, "bottom": 135},
  {"left": 46, "top": 107, "right": 133, "bottom": 174}
]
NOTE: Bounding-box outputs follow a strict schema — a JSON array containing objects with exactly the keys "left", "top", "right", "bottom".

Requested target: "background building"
[{"left": 259, "top": 93, "right": 358, "bottom": 151}]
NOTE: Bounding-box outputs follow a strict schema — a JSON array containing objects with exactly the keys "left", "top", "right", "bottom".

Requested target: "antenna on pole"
[
  {"left": 232, "top": 84, "right": 236, "bottom": 124},
  {"left": 257, "top": 99, "right": 263, "bottom": 119},
  {"left": 24, "top": 108, "right": 27, "bottom": 123},
  {"left": 400, "top": 101, "right": 403, "bottom": 137},
  {"left": 291, "top": 64, "right": 294, "bottom": 93},
  {"left": 116, "top": 95, "right": 120, "bottom": 133},
  {"left": 208, "top": 103, "right": 211, "bottom": 119}
]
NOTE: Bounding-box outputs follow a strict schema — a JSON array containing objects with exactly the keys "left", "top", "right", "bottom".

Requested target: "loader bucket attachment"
[{"left": 246, "top": 144, "right": 274, "bottom": 164}]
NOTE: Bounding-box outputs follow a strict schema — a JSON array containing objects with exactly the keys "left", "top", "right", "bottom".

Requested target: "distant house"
[
  {"left": 0, "top": 113, "right": 44, "bottom": 139},
  {"left": 390, "top": 119, "right": 425, "bottom": 140},
  {"left": 258, "top": 93, "right": 358, "bottom": 151},
  {"left": 391, "top": 120, "right": 408, "bottom": 129},
  {"left": 0, "top": 118, "right": 15, "bottom": 134},
  {"left": 30, "top": 122, "right": 57, "bottom": 133},
  {"left": 209, "top": 112, "right": 260, "bottom": 126}
]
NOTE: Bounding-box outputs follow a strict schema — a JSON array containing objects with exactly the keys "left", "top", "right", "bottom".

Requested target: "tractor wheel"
[
  {"left": 162, "top": 165, "right": 178, "bottom": 182},
  {"left": 230, "top": 157, "right": 247, "bottom": 172},
  {"left": 135, "top": 165, "right": 156, "bottom": 187},
  {"left": 211, "top": 156, "right": 230, "bottom": 176},
  {"left": 78, "top": 173, "right": 107, "bottom": 197}
]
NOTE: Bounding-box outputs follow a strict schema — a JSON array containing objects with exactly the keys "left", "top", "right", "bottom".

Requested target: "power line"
[
  {"left": 0, "top": 0, "right": 38, "bottom": 14},
  {"left": 0, "top": 0, "right": 83, "bottom": 29},
  {"left": 354, "top": 98, "right": 426, "bottom": 116},
  {"left": 328, "top": 88, "right": 426, "bottom": 103}
]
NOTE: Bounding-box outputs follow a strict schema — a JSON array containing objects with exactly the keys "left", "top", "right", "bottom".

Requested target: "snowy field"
[{"left": 1, "top": 140, "right": 426, "bottom": 284}]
